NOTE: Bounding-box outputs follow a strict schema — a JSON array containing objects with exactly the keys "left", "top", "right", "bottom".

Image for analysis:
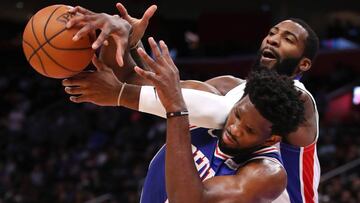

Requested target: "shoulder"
[
  {"left": 205, "top": 75, "right": 246, "bottom": 95},
  {"left": 236, "top": 159, "right": 287, "bottom": 201}
]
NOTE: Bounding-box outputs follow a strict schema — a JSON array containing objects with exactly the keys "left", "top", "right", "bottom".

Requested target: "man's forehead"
[{"left": 272, "top": 20, "right": 308, "bottom": 38}]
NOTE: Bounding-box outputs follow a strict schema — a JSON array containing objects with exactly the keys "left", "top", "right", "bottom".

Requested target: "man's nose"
[
  {"left": 266, "top": 35, "right": 280, "bottom": 47},
  {"left": 229, "top": 122, "right": 242, "bottom": 137}
]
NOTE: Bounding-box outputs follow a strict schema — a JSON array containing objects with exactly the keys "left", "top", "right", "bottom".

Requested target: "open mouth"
[{"left": 262, "top": 49, "right": 277, "bottom": 60}]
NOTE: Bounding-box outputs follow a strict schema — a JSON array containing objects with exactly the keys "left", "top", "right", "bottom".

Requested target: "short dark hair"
[
  {"left": 288, "top": 18, "right": 319, "bottom": 61},
  {"left": 244, "top": 69, "right": 305, "bottom": 136}
]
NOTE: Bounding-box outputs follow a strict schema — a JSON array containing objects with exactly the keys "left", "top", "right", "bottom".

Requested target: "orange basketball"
[{"left": 22, "top": 5, "right": 94, "bottom": 79}]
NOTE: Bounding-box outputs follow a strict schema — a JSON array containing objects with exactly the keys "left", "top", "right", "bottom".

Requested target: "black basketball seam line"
[
  {"left": 28, "top": 6, "right": 92, "bottom": 61},
  {"left": 29, "top": 6, "right": 80, "bottom": 74},
  {"left": 23, "top": 39, "right": 46, "bottom": 75},
  {"left": 43, "top": 8, "right": 92, "bottom": 51},
  {"left": 29, "top": 6, "right": 59, "bottom": 72},
  {"left": 28, "top": 25, "right": 74, "bottom": 61}
]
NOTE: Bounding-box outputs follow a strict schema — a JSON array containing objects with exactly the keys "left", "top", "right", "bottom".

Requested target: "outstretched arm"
[{"left": 62, "top": 39, "right": 239, "bottom": 128}]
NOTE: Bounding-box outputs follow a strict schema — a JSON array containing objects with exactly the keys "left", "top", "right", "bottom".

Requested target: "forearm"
[
  {"left": 139, "top": 86, "right": 235, "bottom": 128},
  {"left": 166, "top": 115, "right": 205, "bottom": 203},
  {"left": 119, "top": 83, "right": 141, "bottom": 110}
]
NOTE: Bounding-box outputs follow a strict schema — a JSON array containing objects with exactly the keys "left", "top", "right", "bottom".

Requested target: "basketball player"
[{"left": 64, "top": 4, "right": 320, "bottom": 203}]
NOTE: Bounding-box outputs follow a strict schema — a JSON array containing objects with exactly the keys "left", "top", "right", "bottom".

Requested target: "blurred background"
[{"left": 1, "top": 0, "right": 360, "bottom": 202}]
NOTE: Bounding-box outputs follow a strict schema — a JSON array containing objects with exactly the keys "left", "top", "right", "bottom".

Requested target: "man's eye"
[
  {"left": 285, "top": 38, "right": 294, "bottom": 43},
  {"left": 246, "top": 126, "right": 254, "bottom": 134}
]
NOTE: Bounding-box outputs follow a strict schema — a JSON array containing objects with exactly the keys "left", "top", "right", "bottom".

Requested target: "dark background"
[{"left": 1, "top": 1, "right": 360, "bottom": 202}]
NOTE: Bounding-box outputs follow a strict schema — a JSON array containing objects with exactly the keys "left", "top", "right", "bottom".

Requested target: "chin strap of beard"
[{"left": 231, "top": 145, "right": 266, "bottom": 165}]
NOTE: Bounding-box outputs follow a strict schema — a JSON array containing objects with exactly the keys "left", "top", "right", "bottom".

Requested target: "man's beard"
[
  {"left": 214, "top": 129, "right": 263, "bottom": 158},
  {"left": 253, "top": 51, "right": 302, "bottom": 76}
]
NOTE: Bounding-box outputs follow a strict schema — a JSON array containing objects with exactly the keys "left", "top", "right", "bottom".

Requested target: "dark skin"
[{"left": 64, "top": 5, "right": 316, "bottom": 147}]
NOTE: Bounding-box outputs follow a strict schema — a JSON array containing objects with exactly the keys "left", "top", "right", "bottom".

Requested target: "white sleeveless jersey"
[{"left": 225, "top": 80, "right": 320, "bottom": 203}]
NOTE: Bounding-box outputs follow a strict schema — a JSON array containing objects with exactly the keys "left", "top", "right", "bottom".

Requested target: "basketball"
[{"left": 22, "top": 4, "right": 94, "bottom": 79}]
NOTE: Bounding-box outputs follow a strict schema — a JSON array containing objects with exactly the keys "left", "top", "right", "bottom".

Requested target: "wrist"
[
  {"left": 117, "top": 82, "right": 127, "bottom": 106},
  {"left": 166, "top": 110, "right": 189, "bottom": 119},
  {"left": 165, "top": 101, "right": 187, "bottom": 113}
]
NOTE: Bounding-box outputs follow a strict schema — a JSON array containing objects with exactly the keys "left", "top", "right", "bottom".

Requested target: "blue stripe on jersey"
[{"left": 280, "top": 142, "right": 303, "bottom": 203}]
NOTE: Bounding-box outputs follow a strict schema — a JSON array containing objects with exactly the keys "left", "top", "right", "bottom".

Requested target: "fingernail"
[
  {"left": 65, "top": 87, "right": 70, "bottom": 92},
  {"left": 66, "top": 22, "right": 71, "bottom": 28},
  {"left": 62, "top": 79, "right": 68, "bottom": 85},
  {"left": 92, "top": 43, "right": 98, "bottom": 49},
  {"left": 72, "top": 35, "right": 79, "bottom": 41},
  {"left": 70, "top": 96, "right": 75, "bottom": 101}
]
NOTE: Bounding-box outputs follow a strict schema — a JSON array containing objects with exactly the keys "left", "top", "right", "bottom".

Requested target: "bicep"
[
  {"left": 181, "top": 80, "right": 221, "bottom": 95},
  {"left": 202, "top": 160, "right": 286, "bottom": 203},
  {"left": 205, "top": 76, "right": 245, "bottom": 95},
  {"left": 287, "top": 90, "right": 317, "bottom": 146}
]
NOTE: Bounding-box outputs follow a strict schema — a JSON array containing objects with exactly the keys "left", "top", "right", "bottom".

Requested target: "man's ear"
[
  {"left": 298, "top": 57, "right": 312, "bottom": 72},
  {"left": 263, "top": 135, "right": 282, "bottom": 146}
]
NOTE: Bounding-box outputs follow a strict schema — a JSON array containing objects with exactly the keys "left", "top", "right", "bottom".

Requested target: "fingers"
[
  {"left": 110, "top": 35, "right": 126, "bottom": 67},
  {"left": 68, "top": 6, "right": 94, "bottom": 15},
  {"left": 69, "top": 95, "right": 90, "bottom": 103},
  {"left": 66, "top": 14, "right": 91, "bottom": 29},
  {"left": 72, "top": 23, "right": 95, "bottom": 42},
  {"left": 62, "top": 78, "right": 86, "bottom": 87},
  {"left": 64, "top": 86, "right": 84, "bottom": 95},
  {"left": 141, "top": 5, "right": 158, "bottom": 23},
  {"left": 92, "top": 29, "right": 110, "bottom": 49},
  {"left": 159, "top": 40, "right": 176, "bottom": 67},
  {"left": 148, "top": 37, "right": 163, "bottom": 62},
  {"left": 116, "top": 3, "right": 130, "bottom": 21},
  {"left": 136, "top": 47, "right": 160, "bottom": 73},
  {"left": 134, "top": 66, "right": 157, "bottom": 82}
]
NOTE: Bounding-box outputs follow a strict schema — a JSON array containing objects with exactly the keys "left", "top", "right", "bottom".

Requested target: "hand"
[
  {"left": 62, "top": 56, "right": 122, "bottom": 106},
  {"left": 116, "top": 3, "right": 157, "bottom": 48},
  {"left": 134, "top": 37, "right": 187, "bottom": 112},
  {"left": 66, "top": 6, "right": 132, "bottom": 66}
]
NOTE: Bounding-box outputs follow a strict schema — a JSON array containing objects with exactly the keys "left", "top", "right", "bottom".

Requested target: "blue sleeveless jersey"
[{"left": 140, "top": 127, "right": 283, "bottom": 203}]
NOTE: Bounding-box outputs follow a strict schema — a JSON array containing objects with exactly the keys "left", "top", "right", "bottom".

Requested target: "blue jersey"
[{"left": 140, "top": 127, "right": 283, "bottom": 203}]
